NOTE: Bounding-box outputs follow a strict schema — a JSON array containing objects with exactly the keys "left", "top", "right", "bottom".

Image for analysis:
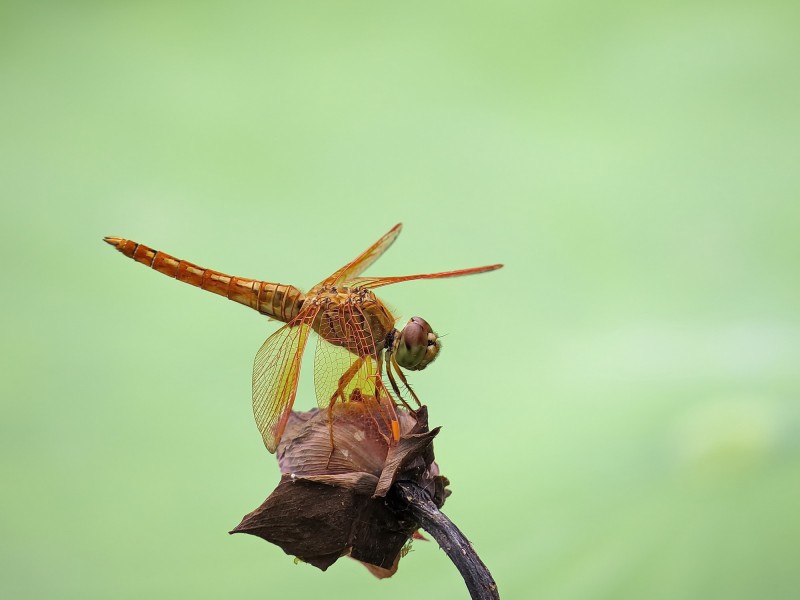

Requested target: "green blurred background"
[{"left": 2, "top": 1, "right": 799, "bottom": 598}]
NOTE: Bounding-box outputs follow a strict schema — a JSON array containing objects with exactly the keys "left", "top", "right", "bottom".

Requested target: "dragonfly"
[{"left": 104, "top": 224, "right": 502, "bottom": 453}]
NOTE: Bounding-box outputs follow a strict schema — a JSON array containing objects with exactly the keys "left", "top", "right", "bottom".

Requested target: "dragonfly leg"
[
  {"left": 385, "top": 352, "right": 418, "bottom": 412},
  {"left": 374, "top": 351, "right": 385, "bottom": 399},
  {"left": 391, "top": 353, "right": 422, "bottom": 409},
  {"left": 384, "top": 353, "right": 406, "bottom": 406},
  {"left": 327, "top": 355, "right": 365, "bottom": 409},
  {"left": 325, "top": 355, "right": 365, "bottom": 465},
  {"left": 370, "top": 370, "right": 401, "bottom": 443},
  {"left": 374, "top": 352, "right": 400, "bottom": 404}
]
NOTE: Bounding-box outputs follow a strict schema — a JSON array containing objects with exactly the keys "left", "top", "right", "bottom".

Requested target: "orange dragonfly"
[{"left": 104, "top": 224, "right": 502, "bottom": 453}]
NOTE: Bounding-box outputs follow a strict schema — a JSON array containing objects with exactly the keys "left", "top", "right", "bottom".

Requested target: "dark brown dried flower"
[{"left": 230, "top": 397, "right": 448, "bottom": 575}]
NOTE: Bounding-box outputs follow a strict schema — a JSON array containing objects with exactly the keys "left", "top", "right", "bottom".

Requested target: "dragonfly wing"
[
  {"left": 321, "top": 223, "right": 403, "bottom": 287},
  {"left": 313, "top": 336, "right": 378, "bottom": 410},
  {"left": 312, "top": 301, "right": 381, "bottom": 409},
  {"left": 252, "top": 309, "right": 318, "bottom": 453},
  {"left": 349, "top": 263, "right": 503, "bottom": 289},
  {"left": 312, "top": 304, "right": 400, "bottom": 442}
]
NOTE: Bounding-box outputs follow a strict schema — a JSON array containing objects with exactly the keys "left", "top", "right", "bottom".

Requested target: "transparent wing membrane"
[
  {"left": 313, "top": 339, "right": 378, "bottom": 409},
  {"left": 322, "top": 223, "right": 402, "bottom": 286},
  {"left": 313, "top": 301, "right": 379, "bottom": 407},
  {"left": 349, "top": 263, "right": 503, "bottom": 289},
  {"left": 312, "top": 302, "right": 400, "bottom": 441},
  {"left": 252, "top": 309, "right": 318, "bottom": 452}
]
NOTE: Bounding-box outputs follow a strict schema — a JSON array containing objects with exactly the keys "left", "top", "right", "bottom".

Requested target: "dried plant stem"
[{"left": 392, "top": 481, "right": 499, "bottom": 600}]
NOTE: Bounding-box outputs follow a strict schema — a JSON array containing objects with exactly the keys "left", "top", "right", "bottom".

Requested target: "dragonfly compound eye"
[{"left": 396, "top": 316, "right": 440, "bottom": 371}]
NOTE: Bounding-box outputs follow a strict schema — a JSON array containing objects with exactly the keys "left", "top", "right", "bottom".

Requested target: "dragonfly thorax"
[{"left": 310, "top": 285, "right": 396, "bottom": 355}]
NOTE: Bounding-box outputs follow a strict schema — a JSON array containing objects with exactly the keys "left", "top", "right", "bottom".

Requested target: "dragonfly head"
[{"left": 395, "top": 316, "right": 440, "bottom": 371}]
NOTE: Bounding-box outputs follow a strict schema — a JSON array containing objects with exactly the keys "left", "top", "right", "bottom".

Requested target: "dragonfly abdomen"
[{"left": 104, "top": 237, "right": 304, "bottom": 322}]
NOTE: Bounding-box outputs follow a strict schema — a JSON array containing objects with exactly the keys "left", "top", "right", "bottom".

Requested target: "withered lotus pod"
[{"left": 231, "top": 398, "right": 448, "bottom": 575}]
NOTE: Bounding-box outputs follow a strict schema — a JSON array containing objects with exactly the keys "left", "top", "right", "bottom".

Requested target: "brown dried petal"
[
  {"left": 231, "top": 401, "right": 447, "bottom": 574},
  {"left": 230, "top": 477, "right": 420, "bottom": 570},
  {"left": 231, "top": 478, "right": 356, "bottom": 570},
  {"left": 374, "top": 427, "right": 440, "bottom": 497}
]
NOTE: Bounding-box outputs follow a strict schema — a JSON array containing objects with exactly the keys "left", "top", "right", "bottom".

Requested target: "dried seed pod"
[{"left": 231, "top": 398, "right": 447, "bottom": 574}]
